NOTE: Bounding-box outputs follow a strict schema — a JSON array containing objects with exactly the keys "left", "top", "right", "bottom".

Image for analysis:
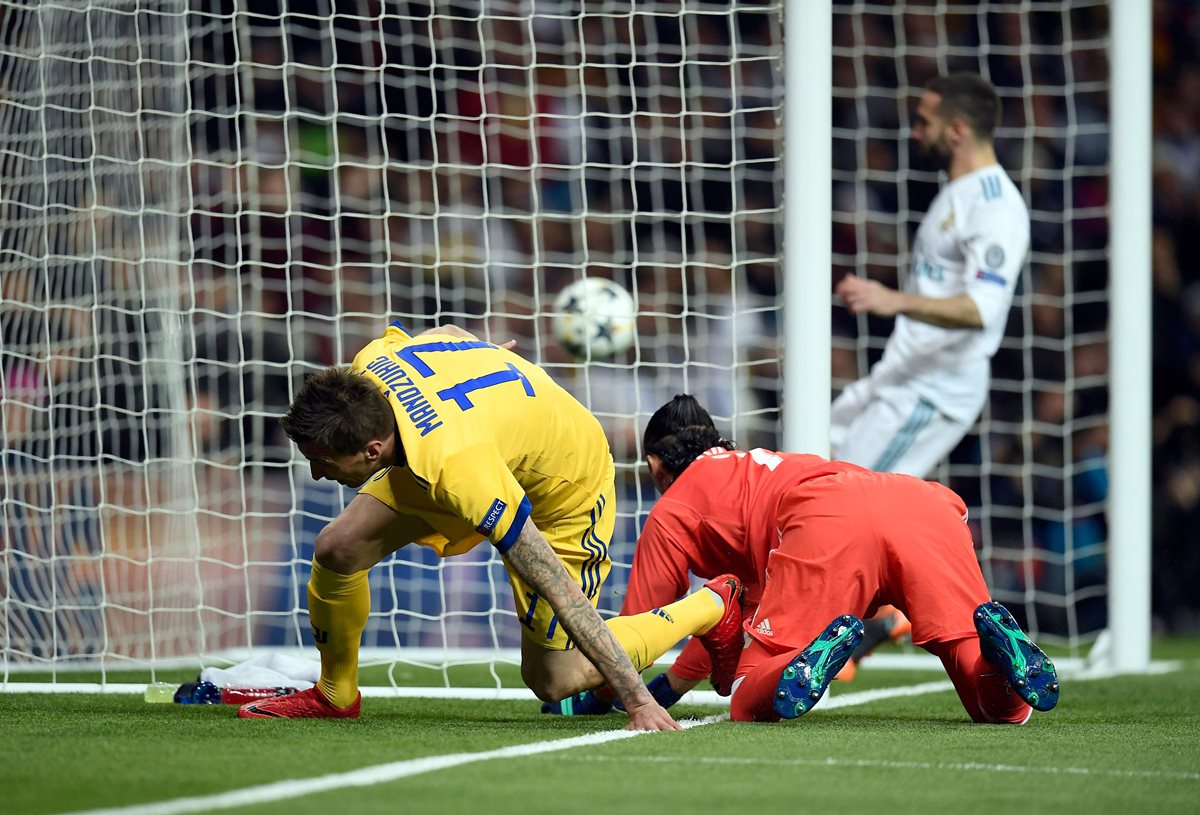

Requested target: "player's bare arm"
[
  {"left": 504, "top": 518, "right": 682, "bottom": 731},
  {"left": 836, "top": 274, "right": 983, "bottom": 329}
]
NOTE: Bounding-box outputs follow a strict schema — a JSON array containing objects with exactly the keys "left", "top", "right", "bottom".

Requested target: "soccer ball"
[{"left": 552, "top": 277, "right": 636, "bottom": 360}]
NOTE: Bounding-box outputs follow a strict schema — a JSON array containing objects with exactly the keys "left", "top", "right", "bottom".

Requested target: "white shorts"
[{"left": 829, "top": 379, "right": 971, "bottom": 478}]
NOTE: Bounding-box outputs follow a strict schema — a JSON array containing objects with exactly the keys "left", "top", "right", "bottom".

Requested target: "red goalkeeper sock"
[{"left": 729, "top": 642, "right": 803, "bottom": 722}]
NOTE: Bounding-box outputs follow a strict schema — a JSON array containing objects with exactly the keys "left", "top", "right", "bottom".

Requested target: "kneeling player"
[
  {"left": 239, "top": 325, "right": 744, "bottom": 730},
  {"left": 550, "top": 395, "right": 1059, "bottom": 723}
]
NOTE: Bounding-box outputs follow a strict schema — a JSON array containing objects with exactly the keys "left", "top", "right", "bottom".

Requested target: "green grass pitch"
[{"left": 2, "top": 638, "right": 1198, "bottom": 815}]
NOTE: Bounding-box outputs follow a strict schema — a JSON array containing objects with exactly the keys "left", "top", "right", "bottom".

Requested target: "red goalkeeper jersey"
[{"left": 622, "top": 447, "right": 866, "bottom": 681}]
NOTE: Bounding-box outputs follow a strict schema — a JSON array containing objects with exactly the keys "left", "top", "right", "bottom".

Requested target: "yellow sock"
[
  {"left": 606, "top": 588, "right": 725, "bottom": 671},
  {"left": 307, "top": 560, "right": 370, "bottom": 708}
]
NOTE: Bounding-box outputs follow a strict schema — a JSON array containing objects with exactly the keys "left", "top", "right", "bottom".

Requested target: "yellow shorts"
[
  {"left": 359, "top": 465, "right": 615, "bottom": 651},
  {"left": 508, "top": 480, "right": 615, "bottom": 650}
]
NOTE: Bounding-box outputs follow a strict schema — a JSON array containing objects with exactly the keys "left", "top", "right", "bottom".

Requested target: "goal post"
[
  {"left": 1106, "top": 0, "right": 1152, "bottom": 672},
  {"left": 0, "top": 1, "right": 1146, "bottom": 687},
  {"left": 782, "top": 0, "right": 832, "bottom": 457}
]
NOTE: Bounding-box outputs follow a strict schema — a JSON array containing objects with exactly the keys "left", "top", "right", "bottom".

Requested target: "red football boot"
[
  {"left": 696, "top": 574, "right": 746, "bottom": 697},
  {"left": 237, "top": 685, "right": 361, "bottom": 719}
]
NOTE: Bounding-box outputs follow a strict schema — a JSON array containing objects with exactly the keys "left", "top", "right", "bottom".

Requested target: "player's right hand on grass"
[{"left": 622, "top": 697, "right": 683, "bottom": 731}]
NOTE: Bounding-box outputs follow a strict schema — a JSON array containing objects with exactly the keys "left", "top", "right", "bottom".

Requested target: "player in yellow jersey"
[{"left": 238, "top": 322, "right": 744, "bottom": 729}]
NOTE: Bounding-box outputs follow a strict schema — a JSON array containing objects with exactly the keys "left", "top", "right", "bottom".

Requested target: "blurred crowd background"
[
  {"left": 2, "top": 1, "right": 1199, "bottom": 666},
  {"left": 1148, "top": 0, "right": 1200, "bottom": 633},
  {"left": 184, "top": 0, "right": 1115, "bottom": 643}
]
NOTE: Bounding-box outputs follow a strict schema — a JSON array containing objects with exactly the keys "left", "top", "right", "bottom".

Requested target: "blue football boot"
[
  {"left": 541, "top": 690, "right": 613, "bottom": 716},
  {"left": 774, "top": 614, "right": 865, "bottom": 719},
  {"left": 974, "top": 601, "right": 1060, "bottom": 712}
]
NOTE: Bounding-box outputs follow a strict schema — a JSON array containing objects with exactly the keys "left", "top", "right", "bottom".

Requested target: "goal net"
[
  {"left": 830, "top": 1, "right": 1112, "bottom": 649},
  {"left": 0, "top": 1, "right": 208, "bottom": 670},
  {"left": 1, "top": 0, "right": 1112, "bottom": 685}
]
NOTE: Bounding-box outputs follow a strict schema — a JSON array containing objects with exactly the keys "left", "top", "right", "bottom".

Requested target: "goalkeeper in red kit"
[{"left": 547, "top": 395, "right": 1059, "bottom": 723}]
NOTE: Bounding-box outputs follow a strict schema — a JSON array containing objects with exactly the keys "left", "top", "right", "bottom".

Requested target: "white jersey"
[{"left": 867, "top": 165, "right": 1029, "bottom": 424}]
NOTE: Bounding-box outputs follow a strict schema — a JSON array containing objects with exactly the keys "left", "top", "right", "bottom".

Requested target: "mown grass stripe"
[
  {"left": 579, "top": 754, "right": 1200, "bottom": 782},
  {"left": 51, "top": 662, "right": 1187, "bottom": 815},
  {"left": 60, "top": 714, "right": 727, "bottom": 815}
]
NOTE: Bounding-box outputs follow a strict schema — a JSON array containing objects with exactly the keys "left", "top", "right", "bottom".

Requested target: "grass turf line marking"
[
  {"left": 819, "top": 679, "right": 953, "bottom": 709},
  {"left": 53, "top": 663, "right": 1185, "bottom": 815},
  {"left": 3, "top": 660, "right": 1180, "bottom": 702},
  {"left": 581, "top": 754, "right": 1200, "bottom": 783},
  {"left": 56, "top": 682, "right": 960, "bottom": 815},
  {"left": 58, "top": 714, "right": 727, "bottom": 815}
]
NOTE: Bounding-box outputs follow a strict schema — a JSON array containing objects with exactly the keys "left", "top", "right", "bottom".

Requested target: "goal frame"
[{"left": 0, "top": 1, "right": 1153, "bottom": 686}]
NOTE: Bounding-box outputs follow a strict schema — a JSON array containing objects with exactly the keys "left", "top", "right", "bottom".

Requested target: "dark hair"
[
  {"left": 280, "top": 367, "right": 393, "bottom": 453},
  {"left": 643, "top": 394, "right": 736, "bottom": 477},
  {"left": 926, "top": 73, "right": 1000, "bottom": 141}
]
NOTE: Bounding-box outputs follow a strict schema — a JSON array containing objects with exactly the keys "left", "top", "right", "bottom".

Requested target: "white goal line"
[
  {"left": 53, "top": 662, "right": 1186, "bottom": 815},
  {"left": 1, "top": 658, "right": 1180, "bottom": 706}
]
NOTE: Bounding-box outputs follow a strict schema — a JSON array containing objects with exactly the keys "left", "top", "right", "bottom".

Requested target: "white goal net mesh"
[
  {"left": 0, "top": 1, "right": 208, "bottom": 670},
  {"left": 1, "top": 0, "right": 1111, "bottom": 682},
  {"left": 830, "top": 1, "right": 1111, "bottom": 648}
]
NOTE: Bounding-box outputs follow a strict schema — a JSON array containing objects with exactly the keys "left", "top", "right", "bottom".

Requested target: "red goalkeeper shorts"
[{"left": 743, "top": 469, "right": 989, "bottom": 653}]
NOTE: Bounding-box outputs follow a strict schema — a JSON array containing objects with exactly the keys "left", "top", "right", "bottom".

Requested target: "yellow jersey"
[{"left": 351, "top": 322, "right": 615, "bottom": 557}]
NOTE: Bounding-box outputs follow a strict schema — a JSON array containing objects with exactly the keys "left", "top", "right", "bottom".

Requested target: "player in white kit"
[
  {"left": 833, "top": 73, "right": 1029, "bottom": 478},
  {"left": 831, "top": 73, "right": 1030, "bottom": 676}
]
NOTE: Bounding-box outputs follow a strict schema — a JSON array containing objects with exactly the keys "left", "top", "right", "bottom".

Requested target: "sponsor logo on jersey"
[
  {"left": 650, "top": 608, "right": 674, "bottom": 623},
  {"left": 984, "top": 244, "right": 1006, "bottom": 268},
  {"left": 939, "top": 211, "right": 955, "bottom": 232},
  {"left": 476, "top": 497, "right": 508, "bottom": 535},
  {"left": 363, "top": 354, "right": 443, "bottom": 436},
  {"left": 915, "top": 256, "right": 946, "bottom": 282},
  {"left": 755, "top": 618, "right": 774, "bottom": 637}
]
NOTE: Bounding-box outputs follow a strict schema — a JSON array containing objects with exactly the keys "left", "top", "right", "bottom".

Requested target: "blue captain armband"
[{"left": 490, "top": 495, "right": 532, "bottom": 555}]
